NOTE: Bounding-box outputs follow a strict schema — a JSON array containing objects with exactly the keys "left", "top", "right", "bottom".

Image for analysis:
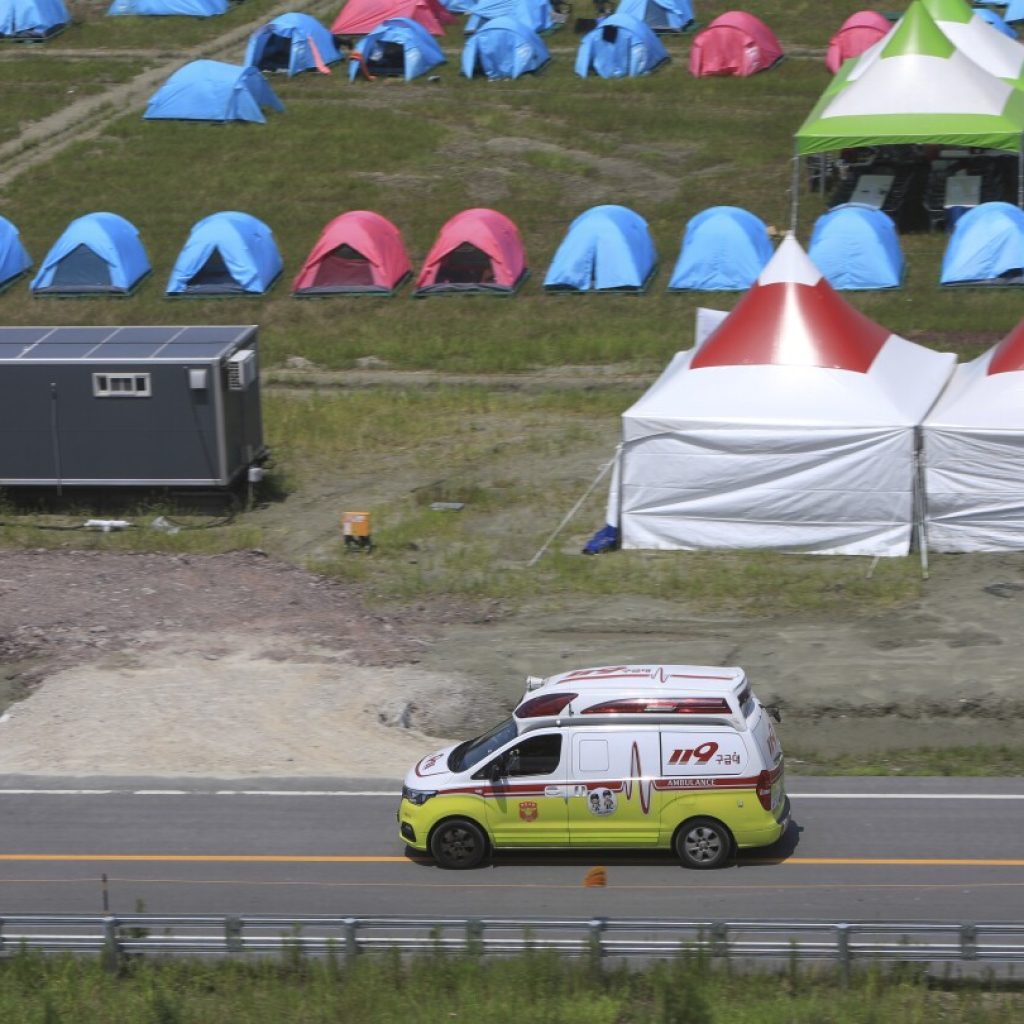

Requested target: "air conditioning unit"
[{"left": 227, "top": 350, "right": 257, "bottom": 391}]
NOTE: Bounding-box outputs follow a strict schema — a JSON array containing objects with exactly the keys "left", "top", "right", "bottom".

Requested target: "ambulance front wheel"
[
  {"left": 429, "top": 818, "right": 489, "bottom": 869},
  {"left": 674, "top": 817, "right": 733, "bottom": 870}
]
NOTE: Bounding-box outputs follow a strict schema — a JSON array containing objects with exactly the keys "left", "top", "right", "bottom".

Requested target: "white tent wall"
[
  {"left": 616, "top": 427, "right": 916, "bottom": 555},
  {"left": 604, "top": 339, "right": 956, "bottom": 558},
  {"left": 923, "top": 349, "right": 1024, "bottom": 551}
]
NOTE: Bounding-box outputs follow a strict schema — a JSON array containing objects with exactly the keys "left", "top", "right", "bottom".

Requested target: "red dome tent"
[
  {"left": 331, "top": 0, "right": 453, "bottom": 36},
  {"left": 688, "top": 11, "right": 783, "bottom": 77},
  {"left": 413, "top": 208, "right": 528, "bottom": 296},
  {"left": 825, "top": 11, "right": 891, "bottom": 74},
  {"left": 293, "top": 211, "right": 411, "bottom": 296}
]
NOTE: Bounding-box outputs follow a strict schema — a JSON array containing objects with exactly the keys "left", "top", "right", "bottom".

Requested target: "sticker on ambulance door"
[
  {"left": 586, "top": 788, "right": 618, "bottom": 815},
  {"left": 660, "top": 731, "right": 746, "bottom": 776}
]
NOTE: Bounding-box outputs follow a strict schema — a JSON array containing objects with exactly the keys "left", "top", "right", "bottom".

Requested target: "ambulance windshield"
[{"left": 448, "top": 718, "right": 518, "bottom": 772}]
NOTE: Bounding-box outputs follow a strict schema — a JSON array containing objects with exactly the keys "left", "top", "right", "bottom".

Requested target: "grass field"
[
  {"left": 0, "top": 0, "right": 1019, "bottom": 373},
  {"left": 1, "top": 945, "right": 1021, "bottom": 1023}
]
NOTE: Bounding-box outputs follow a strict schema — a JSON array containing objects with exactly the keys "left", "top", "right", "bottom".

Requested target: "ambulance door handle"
[{"left": 544, "top": 786, "right": 561, "bottom": 797}]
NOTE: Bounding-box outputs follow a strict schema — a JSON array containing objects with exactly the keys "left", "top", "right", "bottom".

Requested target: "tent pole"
[
  {"left": 790, "top": 141, "right": 800, "bottom": 233},
  {"left": 914, "top": 439, "right": 930, "bottom": 580}
]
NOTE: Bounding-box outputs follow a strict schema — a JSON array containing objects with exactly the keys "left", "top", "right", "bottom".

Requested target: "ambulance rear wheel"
[
  {"left": 430, "top": 818, "right": 488, "bottom": 869},
  {"left": 674, "top": 818, "right": 733, "bottom": 870}
]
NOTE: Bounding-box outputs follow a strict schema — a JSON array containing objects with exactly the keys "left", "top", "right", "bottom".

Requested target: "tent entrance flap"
[
  {"left": 437, "top": 242, "right": 495, "bottom": 285},
  {"left": 312, "top": 244, "right": 375, "bottom": 287},
  {"left": 186, "top": 248, "right": 240, "bottom": 292},
  {"left": 366, "top": 41, "right": 407, "bottom": 76},
  {"left": 258, "top": 34, "right": 292, "bottom": 71},
  {"left": 50, "top": 245, "right": 110, "bottom": 290}
]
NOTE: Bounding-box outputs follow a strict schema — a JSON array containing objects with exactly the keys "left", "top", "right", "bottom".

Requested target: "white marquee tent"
[
  {"left": 923, "top": 318, "right": 1024, "bottom": 551},
  {"left": 605, "top": 235, "right": 957, "bottom": 556}
]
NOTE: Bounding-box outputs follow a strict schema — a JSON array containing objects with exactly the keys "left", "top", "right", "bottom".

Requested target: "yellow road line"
[{"left": 0, "top": 854, "right": 1023, "bottom": 866}]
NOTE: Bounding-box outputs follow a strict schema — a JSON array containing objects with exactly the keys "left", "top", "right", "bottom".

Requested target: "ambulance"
[{"left": 398, "top": 664, "right": 788, "bottom": 869}]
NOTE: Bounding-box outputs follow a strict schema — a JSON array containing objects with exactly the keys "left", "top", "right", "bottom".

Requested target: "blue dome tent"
[
  {"left": 575, "top": 12, "right": 669, "bottom": 78},
  {"left": 348, "top": 18, "right": 445, "bottom": 80},
  {"left": 465, "top": 0, "right": 552, "bottom": 34},
  {"left": 0, "top": 0, "right": 68, "bottom": 37},
  {"left": 544, "top": 205, "right": 656, "bottom": 292},
  {"left": 30, "top": 213, "right": 149, "bottom": 296},
  {"left": 668, "top": 207, "right": 772, "bottom": 291},
  {"left": 0, "top": 215, "right": 31, "bottom": 293},
  {"left": 614, "top": 0, "right": 693, "bottom": 33},
  {"left": 461, "top": 16, "right": 549, "bottom": 79},
  {"left": 245, "top": 13, "right": 340, "bottom": 76},
  {"left": 167, "top": 212, "right": 282, "bottom": 296},
  {"left": 941, "top": 202, "right": 1024, "bottom": 286},
  {"left": 808, "top": 204, "right": 903, "bottom": 291},
  {"left": 108, "top": 0, "right": 226, "bottom": 15},
  {"left": 144, "top": 61, "right": 284, "bottom": 123}
]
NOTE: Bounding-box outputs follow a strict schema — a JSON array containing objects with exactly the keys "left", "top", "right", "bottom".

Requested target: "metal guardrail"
[{"left": 2, "top": 915, "right": 1024, "bottom": 971}]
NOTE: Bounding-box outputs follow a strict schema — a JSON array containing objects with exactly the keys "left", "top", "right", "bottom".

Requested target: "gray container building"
[{"left": 0, "top": 325, "right": 265, "bottom": 489}]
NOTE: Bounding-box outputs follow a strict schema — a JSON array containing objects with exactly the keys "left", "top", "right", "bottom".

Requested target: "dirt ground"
[{"left": 2, "top": 547, "right": 1023, "bottom": 778}]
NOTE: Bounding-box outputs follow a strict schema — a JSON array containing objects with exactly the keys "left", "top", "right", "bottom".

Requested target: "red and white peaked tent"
[
  {"left": 605, "top": 234, "right": 956, "bottom": 556},
  {"left": 923, "top": 318, "right": 1024, "bottom": 551}
]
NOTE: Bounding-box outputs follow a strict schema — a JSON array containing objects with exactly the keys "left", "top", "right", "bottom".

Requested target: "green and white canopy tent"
[{"left": 792, "top": 2, "right": 1024, "bottom": 227}]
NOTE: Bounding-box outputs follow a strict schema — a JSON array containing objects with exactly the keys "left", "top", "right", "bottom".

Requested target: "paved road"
[{"left": 1, "top": 776, "right": 1022, "bottom": 922}]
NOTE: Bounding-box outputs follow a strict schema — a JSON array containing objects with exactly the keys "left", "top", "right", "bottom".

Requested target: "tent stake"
[{"left": 528, "top": 457, "right": 615, "bottom": 568}]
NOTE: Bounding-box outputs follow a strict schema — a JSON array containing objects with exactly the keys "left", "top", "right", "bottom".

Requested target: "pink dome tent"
[
  {"left": 414, "top": 208, "right": 528, "bottom": 296},
  {"left": 825, "top": 11, "right": 891, "bottom": 74},
  {"left": 688, "top": 11, "right": 783, "bottom": 77},
  {"left": 331, "top": 0, "right": 453, "bottom": 37},
  {"left": 293, "top": 211, "right": 411, "bottom": 296}
]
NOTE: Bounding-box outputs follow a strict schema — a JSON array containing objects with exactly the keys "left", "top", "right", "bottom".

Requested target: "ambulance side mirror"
[
  {"left": 487, "top": 757, "right": 507, "bottom": 780},
  {"left": 766, "top": 705, "right": 783, "bottom": 724}
]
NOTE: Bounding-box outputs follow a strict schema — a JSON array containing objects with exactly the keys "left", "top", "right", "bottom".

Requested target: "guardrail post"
[
  {"left": 343, "top": 917, "right": 359, "bottom": 962},
  {"left": 709, "top": 922, "right": 729, "bottom": 960},
  {"left": 587, "top": 917, "right": 608, "bottom": 970},
  {"left": 101, "top": 915, "right": 121, "bottom": 974},
  {"left": 960, "top": 923, "right": 977, "bottom": 961},
  {"left": 466, "top": 918, "right": 484, "bottom": 955},
  {"left": 836, "top": 923, "right": 851, "bottom": 986},
  {"left": 225, "top": 916, "right": 244, "bottom": 954}
]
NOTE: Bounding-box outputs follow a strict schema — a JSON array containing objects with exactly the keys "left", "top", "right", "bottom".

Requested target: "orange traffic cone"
[{"left": 583, "top": 866, "right": 607, "bottom": 888}]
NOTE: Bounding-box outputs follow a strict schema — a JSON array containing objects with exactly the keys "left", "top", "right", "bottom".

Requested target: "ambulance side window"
[{"left": 507, "top": 734, "right": 562, "bottom": 776}]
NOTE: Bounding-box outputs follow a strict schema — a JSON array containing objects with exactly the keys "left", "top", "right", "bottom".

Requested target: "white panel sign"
[{"left": 660, "top": 731, "right": 747, "bottom": 776}]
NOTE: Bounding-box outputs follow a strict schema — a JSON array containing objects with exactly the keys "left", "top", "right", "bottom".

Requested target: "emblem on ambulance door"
[
  {"left": 587, "top": 788, "right": 617, "bottom": 816},
  {"left": 519, "top": 801, "right": 539, "bottom": 822}
]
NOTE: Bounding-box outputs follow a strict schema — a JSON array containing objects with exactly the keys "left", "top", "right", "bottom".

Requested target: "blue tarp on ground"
[
  {"left": 0, "top": 0, "right": 68, "bottom": 36},
  {"left": 167, "top": 211, "right": 282, "bottom": 295},
  {"left": 461, "top": 16, "right": 549, "bottom": 78},
  {"left": 348, "top": 17, "right": 445, "bottom": 80},
  {"left": 108, "top": 0, "right": 226, "bottom": 15},
  {"left": 465, "top": 0, "right": 552, "bottom": 33},
  {"left": 615, "top": 0, "right": 693, "bottom": 33},
  {"left": 544, "top": 205, "right": 656, "bottom": 291},
  {"left": 30, "top": 213, "right": 149, "bottom": 295},
  {"left": 941, "top": 202, "right": 1024, "bottom": 286},
  {"left": 0, "top": 215, "right": 31, "bottom": 291},
  {"left": 575, "top": 12, "right": 668, "bottom": 78},
  {"left": 809, "top": 204, "right": 903, "bottom": 291},
  {"left": 144, "top": 61, "right": 284, "bottom": 123},
  {"left": 668, "top": 206, "right": 772, "bottom": 291},
  {"left": 245, "top": 13, "right": 340, "bottom": 75}
]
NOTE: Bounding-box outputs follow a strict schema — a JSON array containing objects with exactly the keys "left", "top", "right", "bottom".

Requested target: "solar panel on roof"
[
  {"left": 20, "top": 344, "right": 94, "bottom": 360},
  {"left": 0, "top": 325, "right": 255, "bottom": 361}
]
